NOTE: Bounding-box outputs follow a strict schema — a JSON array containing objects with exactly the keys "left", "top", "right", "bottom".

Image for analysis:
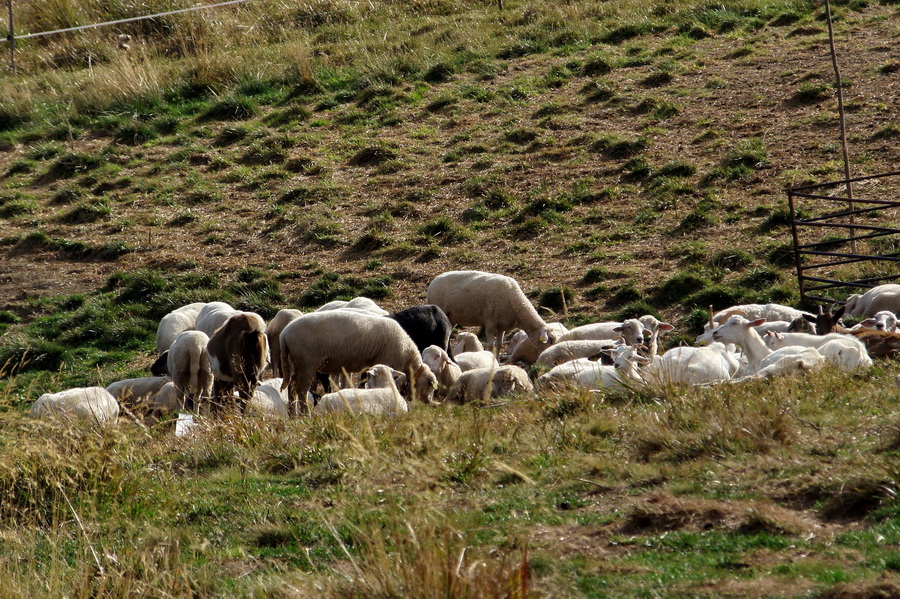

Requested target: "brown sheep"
[{"left": 207, "top": 312, "right": 269, "bottom": 413}]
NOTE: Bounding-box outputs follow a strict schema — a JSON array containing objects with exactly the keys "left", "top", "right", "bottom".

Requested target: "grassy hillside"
[{"left": 0, "top": 0, "right": 899, "bottom": 596}]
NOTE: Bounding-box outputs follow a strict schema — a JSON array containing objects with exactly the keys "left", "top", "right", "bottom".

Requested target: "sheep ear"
[
  {"left": 859, "top": 318, "right": 877, "bottom": 327},
  {"left": 832, "top": 305, "right": 845, "bottom": 320},
  {"left": 612, "top": 326, "right": 624, "bottom": 333},
  {"left": 659, "top": 323, "right": 674, "bottom": 331},
  {"left": 803, "top": 314, "right": 817, "bottom": 323},
  {"left": 749, "top": 318, "right": 766, "bottom": 327}
]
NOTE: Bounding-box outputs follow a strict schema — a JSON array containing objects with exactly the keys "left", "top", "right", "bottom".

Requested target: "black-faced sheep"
[
  {"left": 31, "top": 387, "right": 120, "bottom": 424},
  {"left": 206, "top": 312, "right": 269, "bottom": 413},
  {"left": 427, "top": 270, "right": 557, "bottom": 355},
  {"left": 279, "top": 310, "right": 438, "bottom": 416}
]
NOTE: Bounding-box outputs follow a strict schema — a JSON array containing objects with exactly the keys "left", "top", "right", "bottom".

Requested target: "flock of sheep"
[{"left": 29, "top": 271, "right": 900, "bottom": 428}]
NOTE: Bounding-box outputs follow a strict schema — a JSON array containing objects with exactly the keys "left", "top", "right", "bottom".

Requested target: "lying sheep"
[
  {"left": 638, "top": 315, "right": 674, "bottom": 356},
  {"left": 504, "top": 322, "right": 569, "bottom": 366},
  {"left": 168, "top": 330, "right": 213, "bottom": 411},
  {"left": 853, "top": 310, "right": 899, "bottom": 333},
  {"left": 642, "top": 343, "right": 741, "bottom": 386},
  {"left": 156, "top": 302, "right": 206, "bottom": 354},
  {"left": 537, "top": 346, "right": 644, "bottom": 391},
  {"left": 558, "top": 319, "right": 648, "bottom": 347},
  {"left": 247, "top": 378, "right": 290, "bottom": 418},
  {"left": 31, "top": 387, "right": 119, "bottom": 424},
  {"left": 454, "top": 350, "right": 500, "bottom": 372},
  {"left": 207, "top": 311, "right": 269, "bottom": 412},
  {"left": 763, "top": 331, "right": 872, "bottom": 370},
  {"left": 280, "top": 310, "right": 438, "bottom": 416},
  {"left": 427, "top": 270, "right": 557, "bottom": 355},
  {"left": 313, "top": 365, "right": 408, "bottom": 416},
  {"left": 844, "top": 284, "right": 900, "bottom": 317},
  {"left": 710, "top": 315, "right": 825, "bottom": 378},
  {"left": 106, "top": 376, "right": 171, "bottom": 412},
  {"left": 452, "top": 332, "right": 485, "bottom": 356},
  {"left": 422, "top": 345, "right": 462, "bottom": 394},
  {"left": 443, "top": 365, "right": 533, "bottom": 405},
  {"left": 534, "top": 339, "right": 620, "bottom": 368}
]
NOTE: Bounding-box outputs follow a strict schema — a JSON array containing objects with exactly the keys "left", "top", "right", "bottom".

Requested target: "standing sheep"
[
  {"left": 267, "top": 309, "right": 303, "bottom": 377},
  {"left": 168, "top": 330, "right": 213, "bottom": 412},
  {"left": 279, "top": 311, "right": 438, "bottom": 416},
  {"left": 427, "top": 270, "right": 557, "bottom": 355},
  {"left": 194, "top": 302, "right": 238, "bottom": 337},
  {"left": 206, "top": 312, "right": 269, "bottom": 413},
  {"left": 156, "top": 302, "right": 207, "bottom": 354},
  {"left": 389, "top": 304, "right": 453, "bottom": 354}
]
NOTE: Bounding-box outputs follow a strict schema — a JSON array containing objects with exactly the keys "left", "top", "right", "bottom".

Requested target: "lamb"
[
  {"left": 534, "top": 339, "right": 620, "bottom": 368},
  {"left": 105, "top": 376, "right": 171, "bottom": 410},
  {"left": 452, "top": 332, "right": 485, "bottom": 356},
  {"left": 763, "top": 331, "right": 872, "bottom": 370},
  {"left": 422, "top": 345, "right": 462, "bottom": 394},
  {"left": 843, "top": 284, "right": 900, "bottom": 317},
  {"left": 503, "top": 322, "right": 569, "bottom": 366},
  {"left": 313, "top": 365, "right": 408, "bottom": 416},
  {"left": 454, "top": 350, "right": 500, "bottom": 372},
  {"left": 641, "top": 343, "right": 741, "bottom": 386},
  {"left": 280, "top": 310, "right": 438, "bottom": 416},
  {"left": 710, "top": 315, "right": 825, "bottom": 378},
  {"left": 558, "top": 318, "right": 648, "bottom": 347},
  {"left": 156, "top": 302, "right": 206, "bottom": 354},
  {"left": 316, "top": 297, "right": 389, "bottom": 316},
  {"left": 854, "top": 310, "right": 898, "bottom": 333},
  {"left": 536, "top": 346, "right": 644, "bottom": 391},
  {"left": 697, "top": 319, "right": 796, "bottom": 345},
  {"left": 697, "top": 304, "right": 813, "bottom": 342},
  {"left": 389, "top": 304, "right": 453, "bottom": 353},
  {"left": 443, "top": 365, "right": 533, "bottom": 405},
  {"left": 267, "top": 309, "right": 303, "bottom": 377},
  {"left": 426, "top": 270, "right": 557, "bottom": 355},
  {"left": 167, "top": 330, "right": 213, "bottom": 411},
  {"left": 247, "top": 378, "right": 290, "bottom": 418},
  {"left": 638, "top": 315, "right": 675, "bottom": 356},
  {"left": 194, "top": 301, "right": 238, "bottom": 337},
  {"left": 31, "top": 387, "right": 119, "bottom": 424},
  {"left": 207, "top": 311, "right": 269, "bottom": 412}
]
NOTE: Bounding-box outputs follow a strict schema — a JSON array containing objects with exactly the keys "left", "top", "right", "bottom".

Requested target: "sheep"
[
  {"left": 279, "top": 310, "right": 438, "bottom": 416},
  {"left": 105, "top": 376, "right": 171, "bottom": 412},
  {"left": 638, "top": 315, "right": 675, "bottom": 356},
  {"left": 454, "top": 350, "right": 500, "bottom": 373},
  {"left": 443, "top": 365, "right": 533, "bottom": 405},
  {"left": 247, "top": 378, "right": 290, "bottom": 418},
  {"left": 710, "top": 315, "right": 825, "bottom": 378},
  {"left": 31, "top": 387, "right": 119, "bottom": 424},
  {"left": 313, "top": 365, "right": 408, "bottom": 416},
  {"left": 843, "top": 284, "right": 900, "bottom": 317},
  {"left": 422, "top": 345, "right": 462, "bottom": 394},
  {"left": 641, "top": 343, "right": 741, "bottom": 386},
  {"left": 806, "top": 304, "right": 900, "bottom": 359},
  {"left": 267, "top": 309, "right": 303, "bottom": 377},
  {"left": 207, "top": 311, "right": 269, "bottom": 412},
  {"left": 534, "top": 339, "right": 621, "bottom": 368},
  {"left": 316, "top": 297, "right": 389, "bottom": 316},
  {"left": 389, "top": 304, "right": 453, "bottom": 353},
  {"left": 426, "top": 270, "right": 557, "bottom": 355},
  {"left": 536, "top": 346, "right": 644, "bottom": 391},
  {"left": 504, "top": 330, "right": 528, "bottom": 359},
  {"left": 696, "top": 319, "right": 804, "bottom": 345},
  {"left": 167, "top": 330, "right": 213, "bottom": 411},
  {"left": 194, "top": 301, "right": 238, "bottom": 337},
  {"left": 452, "top": 332, "right": 485, "bottom": 357},
  {"left": 156, "top": 302, "right": 206, "bottom": 354},
  {"left": 150, "top": 382, "right": 182, "bottom": 416},
  {"left": 697, "top": 304, "right": 813, "bottom": 342},
  {"left": 763, "top": 331, "right": 872, "bottom": 370},
  {"left": 854, "top": 310, "right": 898, "bottom": 333},
  {"left": 558, "top": 319, "right": 648, "bottom": 347},
  {"left": 503, "top": 322, "right": 569, "bottom": 366}
]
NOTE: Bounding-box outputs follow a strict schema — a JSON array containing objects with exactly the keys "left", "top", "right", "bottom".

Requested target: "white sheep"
[
  {"left": 167, "top": 330, "right": 213, "bottom": 411},
  {"left": 422, "top": 345, "right": 462, "bottom": 393},
  {"left": 313, "top": 365, "right": 408, "bottom": 415},
  {"left": 106, "top": 376, "right": 171, "bottom": 409},
  {"left": 247, "top": 378, "right": 290, "bottom": 418},
  {"left": 452, "top": 332, "right": 485, "bottom": 357},
  {"left": 444, "top": 365, "right": 534, "bottom": 404},
  {"left": 844, "top": 285, "right": 900, "bottom": 317},
  {"left": 427, "top": 270, "right": 557, "bottom": 354},
  {"left": 194, "top": 301, "right": 238, "bottom": 337},
  {"left": 853, "top": 310, "right": 899, "bottom": 333},
  {"left": 267, "top": 308, "right": 303, "bottom": 377},
  {"left": 503, "top": 321, "right": 569, "bottom": 366},
  {"left": 31, "top": 387, "right": 119, "bottom": 424},
  {"left": 558, "top": 319, "right": 648, "bottom": 347},
  {"left": 637, "top": 315, "right": 675, "bottom": 356},
  {"left": 697, "top": 304, "right": 812, "bottom": 343},
  {"left": 280, "top": 310, "right": 438, "bottom": 416},
  {"left": 156, "top": 302, "right": 206, "bottom": 353},
  {"left": 762, "top": 331, "right": 872, "bottom": 370},
  {"left": 455, "top": 349, "right": 501, "bottom": 372},
  {"left": 316, "top": 297, "right": 390, "bottom": 316},
  {"left": 710, "top": 315, "right": 825, "bottom": 378},
  {"left": 534, "top": 339, "right": 620, "bottom": 368},
  {"left": 697, "top": 319, "right": 797, "bottom": 345},
  {"left": 641, "top": 343, "right": 741, "bottom": 386},
  {"left": 537, "top": 346, "right": 644, "bottom": 391}
]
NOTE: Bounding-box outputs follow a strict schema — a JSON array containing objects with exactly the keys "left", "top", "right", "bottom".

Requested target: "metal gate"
[{"left": 788, "top": 171, "right": 900, "bottom": 305}]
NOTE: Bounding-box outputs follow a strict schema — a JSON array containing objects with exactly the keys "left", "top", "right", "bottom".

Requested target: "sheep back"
[
  {"left": 390, "top": 304, "right": 453, "bottom": 353},
  {"left": 31, "top": 387, "right": 119, "bottom": 423},
  {"left": 156, "top": 302, "right": 206, "bottom": 353}
]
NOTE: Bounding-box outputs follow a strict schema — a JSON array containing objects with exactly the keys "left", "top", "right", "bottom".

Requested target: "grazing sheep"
[
  {"left": 710, "top": 315, "right": 825, "bottom": 378},
  {"left": 427, "top": 270, "right": 557, "bottom": 354},
  {"left": 843, "top": 284, "right": 900, "bottom": 317},
  {"left": 454, "top": 350, "right": 500, "bottom": 372},
  {"left": 534, "top": 339, "right": 620, "bottom": 368},
  {"left": 422, "top": 345, "right": 462, "bottom": 393},
  {"left": 31, "top": 387, "right": 119, "bottom": 424},
  {"left": 106, "top": 376, "right": 171, "bottom": 410},
  {"left": 280, "top": 310, "right": 438, "bottom": 416},
  {"left": 558, "top": 319, "right": 648, "bottom": 347},
  {"left": 194, "top": 301, "right": 238, "bottom": 337},
  {"left": 167, "top": 330, "right": 213, "bottom": 411},
  {"left": 444, "top": 365, "right": 533, "bottom": 405},
  {"left": 207, "top": 312, "right": 269, "bottom": 412},
  {"left": 503, "top": 322, "right": 569, "bottom": 366},
  {"left": 452, "top": 332, "right": 485, "bottom": 357},
  {"left": 313, "top": 365, "right": 408, "bottom": 416},
  {"left": 389, "top": 304, "right": 453, "bottom": 353},
  {"left": 267, "top": 309, "right": 303, "bottom": 377},
  {"left": 316, "top": 297, "right": 389, "bottom": 316},
  {"left": 642, "top": 343, "right": 741, "bottom": 386},
  {"left": 156, "top": 302, "right": 206, "bottom": 354}
]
